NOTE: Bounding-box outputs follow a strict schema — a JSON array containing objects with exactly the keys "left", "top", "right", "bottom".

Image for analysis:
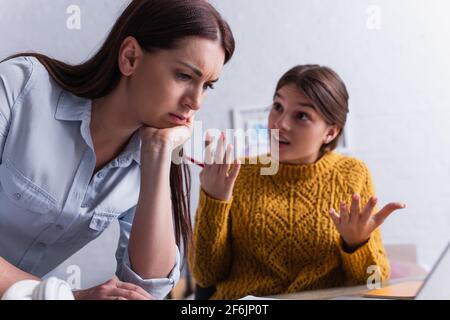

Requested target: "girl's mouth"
[{"left": 273, "top": 135, "right": 290, "bottom": 145}]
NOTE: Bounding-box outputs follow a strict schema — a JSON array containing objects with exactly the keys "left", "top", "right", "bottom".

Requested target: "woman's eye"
[
  {"left": 273, "top": 103, "right": 283, "bottom": 112},
  {"left": 203, "top": 83, "right": 215, "bottom": 91},
  {"left": 296, "top": 112, "right": 309, "bottom": 121},
  {"left": 176, "top": 73, "right": 192, "bottom": 81}
]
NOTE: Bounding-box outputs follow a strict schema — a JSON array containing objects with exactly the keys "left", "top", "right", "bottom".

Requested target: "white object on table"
[{"left": 1, "top": 277, "right": 75, "bottom": 300}]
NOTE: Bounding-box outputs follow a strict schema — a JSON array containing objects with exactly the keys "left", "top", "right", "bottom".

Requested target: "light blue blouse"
[{"left": 0, "top": 56, "right": 180, "bottom": 299}]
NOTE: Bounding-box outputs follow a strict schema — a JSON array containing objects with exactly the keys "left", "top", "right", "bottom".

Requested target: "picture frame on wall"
[{"left": 231, "top": 105, "right": 271, "bottom": 158}]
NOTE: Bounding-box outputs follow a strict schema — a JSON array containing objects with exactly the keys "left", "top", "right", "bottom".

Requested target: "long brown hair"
[
  {"left": 275, "top": 65, "right": 349, "bottom": 154},
  {"left": 3, "top": 0, "right": 235, "bottom": 259}
]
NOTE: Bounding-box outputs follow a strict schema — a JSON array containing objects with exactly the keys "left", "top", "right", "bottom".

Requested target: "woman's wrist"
[
  {"left": 140, "top": 140, "right": 173, "bottom": 166},
  {"left": 141, "top": 137, "right": 173, "bottom": 154}
]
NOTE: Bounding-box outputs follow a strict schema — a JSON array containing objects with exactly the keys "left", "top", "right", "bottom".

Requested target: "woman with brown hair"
[
  {"left": 0, "top": 0, "right": 234, "bottom": 300},
  {"left": 190, "top": 65, "right": 406, "bottom": 299}
]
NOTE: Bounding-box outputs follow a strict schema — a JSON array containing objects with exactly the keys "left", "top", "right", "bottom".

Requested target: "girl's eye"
[
  {"left": 296, "top": 112, "right": 309, "bottom": 121},
  {"left": 176, "top": 73, "right": 192, "bottom": 81},
  {"left": 273, "top": 102, "right": 283, "bottom": 112}
]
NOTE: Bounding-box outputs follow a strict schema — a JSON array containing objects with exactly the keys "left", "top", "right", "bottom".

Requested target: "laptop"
[
  {"left": 332, "top": 241, "right": 450, "bottom": 300},
  {"left": 415, "top": 241, "right": 450, "bottom": 300}
]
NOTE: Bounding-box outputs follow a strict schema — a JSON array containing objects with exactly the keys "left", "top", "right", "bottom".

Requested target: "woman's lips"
[{"left": 168, "top": 113, "right": 188, "bottom": 125}]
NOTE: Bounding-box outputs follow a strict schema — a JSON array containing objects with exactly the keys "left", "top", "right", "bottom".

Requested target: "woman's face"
[
  {"left": 124, "top": 36, "right": 225, "bottom": 129},
  {"left": 268, "top": 84, "right": 339, "bottom": 165}
]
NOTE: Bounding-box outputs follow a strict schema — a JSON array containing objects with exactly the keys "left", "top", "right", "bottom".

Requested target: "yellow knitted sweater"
[{"left": 189, "top": 152, "right": 391, "bottom": 300}]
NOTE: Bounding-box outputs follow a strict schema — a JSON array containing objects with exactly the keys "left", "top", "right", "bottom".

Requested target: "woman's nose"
[{"left": 184, "top": 88, "right": 203, "bottom": 111}]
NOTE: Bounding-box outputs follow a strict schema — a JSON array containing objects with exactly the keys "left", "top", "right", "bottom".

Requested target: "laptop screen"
[{"left": 416, "top": 241, "right": 450, "bottom": 300}]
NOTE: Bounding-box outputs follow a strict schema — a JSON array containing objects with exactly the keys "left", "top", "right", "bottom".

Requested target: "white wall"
[{"left": 1, "top": 0, "right": 449, "bottom": 288}]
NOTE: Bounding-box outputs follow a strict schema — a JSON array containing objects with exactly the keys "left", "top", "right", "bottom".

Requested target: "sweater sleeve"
[
  {"left": 188, "top": 189, "right": 234, "bottom": 288},
  {"left": 337, "top": 162, "right": 391, "bottom": 285}
]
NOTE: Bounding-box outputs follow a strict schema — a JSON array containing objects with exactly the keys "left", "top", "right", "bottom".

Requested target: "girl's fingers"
[
  {"left": 329, "top": 208, "right": 341, "bottom": 226},
  {"left": 219, "top": 143, "right": 234, "bottom": 176},
  {"left": 214, "top": 132, "right": 225, "bottom": 164},
  {"left": 373, "top": 202, "right": 406, "bottom": 226},
  {"left": 227, "top": 159, "right": 241, "bottom": 182},
  {"left": 361, "top": 196, "right": 378, "bottom": 222},
  {"left": 340, "top": 202, "right": 350, "bottom": 224},
  {"left": 204, "top": 131, "right": 212, "bottom": 148},
  {"left": 350, "top": 194, "right": 360, "bottom": 222},
  {"left": 204, "top": 132, "right": 214, "bottom": 165},
  {"left": 224, "top": 143, "right": 234, "bottom": 165}
]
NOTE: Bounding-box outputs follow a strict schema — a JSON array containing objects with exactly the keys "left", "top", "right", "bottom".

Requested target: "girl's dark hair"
[
  {"left": 3, "top": 0, "right": 235, "bottom": 259},
  {"left": 275, "top": 65, "right": 349, "bottom": 154}
]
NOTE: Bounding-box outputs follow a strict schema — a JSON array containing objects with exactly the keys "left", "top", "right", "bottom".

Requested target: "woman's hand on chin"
[{"left": 139, "top": 116, "right": 194, "bottom": 153}]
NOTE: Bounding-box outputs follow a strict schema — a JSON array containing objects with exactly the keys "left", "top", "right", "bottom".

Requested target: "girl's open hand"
[
  {"left": 199, "top": 132, "right": 240, "bottom": 201},
  {"left": 328, "top": 194, "right": 406, "bottom": 251}
]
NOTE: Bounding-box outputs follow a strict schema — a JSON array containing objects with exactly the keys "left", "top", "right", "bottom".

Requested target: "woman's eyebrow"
[
  {"left": 177, "top": 61, "right": 203, "bottom": 77},
  {"left": 176, "top": 60, "right": 220, "bottom": 83}
]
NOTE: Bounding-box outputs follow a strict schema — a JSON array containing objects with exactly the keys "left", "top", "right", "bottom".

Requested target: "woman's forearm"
[
  {"left": 0, "top": 257, "right": 40, "bottom": 297},
  {"left": 127, "top": 144, "right": 177, "bottom": 279}
]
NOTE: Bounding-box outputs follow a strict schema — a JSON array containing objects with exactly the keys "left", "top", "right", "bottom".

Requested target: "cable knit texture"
[{"left": 189, "top": 152, "right": 391, "bottom": 300}]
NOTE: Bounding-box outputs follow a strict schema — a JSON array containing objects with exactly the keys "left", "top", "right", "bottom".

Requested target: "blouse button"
[{"left": 14, "top": 193, "right": 22, "bottom": 200}]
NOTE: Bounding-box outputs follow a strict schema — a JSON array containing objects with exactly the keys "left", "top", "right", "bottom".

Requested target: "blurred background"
[{"left": 1, "top": 0, "right": 449, "bottom": 291}]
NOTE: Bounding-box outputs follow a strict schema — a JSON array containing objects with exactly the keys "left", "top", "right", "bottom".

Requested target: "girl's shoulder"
[
  {"left": 231, "top": 155, "right": 272, "bottom": 185},
  {"left": 330, "top": 152, "right": 372, "bottom": 182},
  {"left": 237, "top": 154, "right": 272, "bottom": 171},
  {"left": 234, "top": 152, "right": 372, "bottom": 183},
  {"left": 332, "top": 152, "right": 370, "bottom": 172}
]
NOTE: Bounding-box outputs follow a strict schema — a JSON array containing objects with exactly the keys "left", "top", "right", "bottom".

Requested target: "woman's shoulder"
[
  {"left": 0, "top": 56, "right": 55, "bottom": 101},
  {"left": 0, "top": 55, "right": 51, "bottom": 78},
  {"left": 0, "top": 56, "right": 35, "bottom": 99},
  {"left": 0, "top": 55, "right": 33, "bottom": 72}
]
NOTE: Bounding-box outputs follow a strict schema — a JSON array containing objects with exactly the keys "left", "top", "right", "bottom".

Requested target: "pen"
[{"left": 185, "top": 156, "right": 205, "bottom": 168}]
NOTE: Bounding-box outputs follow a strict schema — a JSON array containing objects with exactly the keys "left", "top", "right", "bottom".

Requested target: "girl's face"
[
  {"left": 268, "top": 84, "right": 339, "bottom": 165},
  {"left": 124, "top": 36, "right": 225, "bottom": 129}
]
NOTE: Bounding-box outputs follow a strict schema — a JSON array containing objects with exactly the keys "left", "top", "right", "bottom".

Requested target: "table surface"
[{"left": 266, "top": 267, "right": 428, "bottom": 300}]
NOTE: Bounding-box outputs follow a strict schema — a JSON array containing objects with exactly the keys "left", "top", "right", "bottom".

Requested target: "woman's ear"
[
  {"left": 118, "top": 36, "right": 143, "bottom": 76},
  {"left": 324, "top": 125, "right": 341, "bottom": 144}
]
